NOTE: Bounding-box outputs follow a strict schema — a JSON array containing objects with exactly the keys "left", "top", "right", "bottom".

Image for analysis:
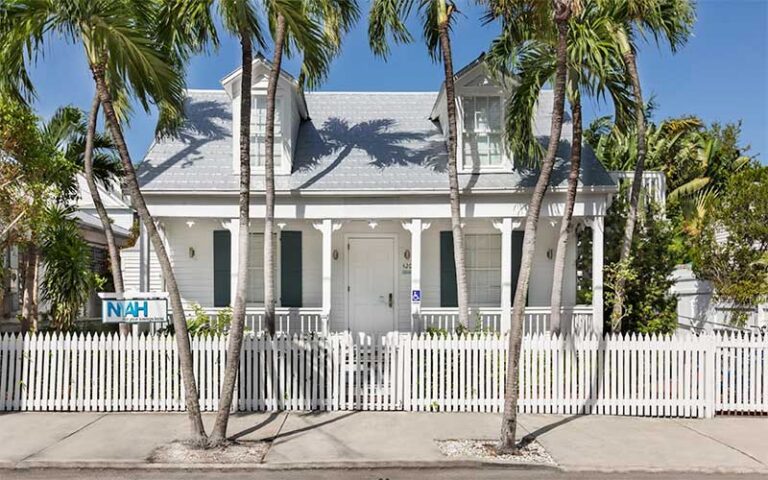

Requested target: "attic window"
[
  {"left": 462, "top": 96, "right": 503, "bottom": 168},
  {"left": 251, "top": 97, "right": 282, "bottom": 168}
]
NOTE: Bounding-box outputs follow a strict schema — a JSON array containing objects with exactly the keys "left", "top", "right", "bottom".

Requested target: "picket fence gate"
[{"left": 0, "top": 332, "right": 766, "bottom": 417}]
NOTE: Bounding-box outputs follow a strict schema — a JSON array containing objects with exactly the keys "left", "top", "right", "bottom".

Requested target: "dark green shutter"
[
  {"left": 280, "top": 231, "right": 302, "bottom": 307},
  {"left": 213, "top": 230, "right": 231, "bottom": 307},
  {"left": 511, "top": 231, "right": 524, "bottom": 302},
  {"left": 440, "top": 231, "right": 458, "bottom": 307}
]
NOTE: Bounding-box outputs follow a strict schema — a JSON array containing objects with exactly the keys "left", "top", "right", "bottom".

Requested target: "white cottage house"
[{"left": 128, "top": 56, "right": 619, "bottom": 335}]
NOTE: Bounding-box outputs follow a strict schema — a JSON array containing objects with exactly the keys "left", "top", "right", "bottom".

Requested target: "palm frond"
[
  {"left": 0, "top": 0, "right": 57, "bottom": 102},
  {"left": 504, "top": 39, "right": 554, "bottom": 165},
  {"left": 668, "top": 176, "right": 710, "bottom": 203},
  {"left": 368, "top": 0, "right": 416, "bottom": 58}
]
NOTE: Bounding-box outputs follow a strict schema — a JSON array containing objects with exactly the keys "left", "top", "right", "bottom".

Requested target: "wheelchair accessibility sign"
[{"left": 411, "top": 290, "right": 421, "bottom": 303}]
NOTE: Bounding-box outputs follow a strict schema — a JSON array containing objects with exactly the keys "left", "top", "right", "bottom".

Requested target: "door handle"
[{"left": 388, "top": 293, "right": 393, "bottom": 308}]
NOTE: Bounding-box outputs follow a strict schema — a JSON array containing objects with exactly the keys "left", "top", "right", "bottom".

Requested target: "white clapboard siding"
[{"left": 1, "top": 332, "right": 765, "bottom": 416}]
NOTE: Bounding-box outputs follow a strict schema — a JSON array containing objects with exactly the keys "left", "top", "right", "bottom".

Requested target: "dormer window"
[
  {"left": 251, "top": 97, "right": 282, "bottom": 168},
  {"left": 462, "top": 96, "right": 503, "bottom": 169}
]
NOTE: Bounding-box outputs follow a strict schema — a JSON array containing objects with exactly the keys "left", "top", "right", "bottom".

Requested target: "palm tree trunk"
[
  {"left": 20, "top": 244, "right": 39, "bottom": 332},
  {"left": 500, "top": 3, "right": 571, "bottom": 452},
  {"left": 610, "top": 47, "right": 646, "bottom": 333},
  {"left": 438, "top": 15, "right": 469, "bottom": 328},
  {"left": 83, "top": 93, "right": 130, "bottom": 337},
  {"left": 549, "top": 90, "right": 582, "bottom": 333},
  {"left": 89, "top": 63, "right": 208, "bottom": 444},
  {"left": 264, "top": 14, "right": 287, "bottom": 336},
  {"left": 209, "top": 33, "right": 253, "bottom": 446}
]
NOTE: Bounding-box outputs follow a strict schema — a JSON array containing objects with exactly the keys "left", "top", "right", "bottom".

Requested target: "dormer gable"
[
  {"left": 222, "top": 56, "right": 308, "bottom": 175},
  {"left": 430, "top": 54, "right": 514, "bottom": 173}
]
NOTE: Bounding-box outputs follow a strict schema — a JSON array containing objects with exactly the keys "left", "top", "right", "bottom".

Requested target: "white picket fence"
[{"left": 0, "top": 332, "right": 766, "bottom": 417}]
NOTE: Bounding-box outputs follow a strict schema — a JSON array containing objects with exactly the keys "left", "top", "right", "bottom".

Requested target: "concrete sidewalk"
[{"left": 0, "top": 411, "right": 766, "bottom": 473}]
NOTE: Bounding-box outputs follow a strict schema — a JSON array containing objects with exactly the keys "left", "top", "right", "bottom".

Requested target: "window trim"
[
  {"left": 249, "top": 96, "right": 284, "bottom": 172},
  {"left": 232, "top": 90, "right": 292, "bottom": 176},
  {"left": 457, "top": 94, "right": 512, "bottom": 173}
]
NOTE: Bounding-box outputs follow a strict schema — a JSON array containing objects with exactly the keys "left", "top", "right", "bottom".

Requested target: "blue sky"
[{"left": 27, "top": 0, "right": 768, "bottom": 163}]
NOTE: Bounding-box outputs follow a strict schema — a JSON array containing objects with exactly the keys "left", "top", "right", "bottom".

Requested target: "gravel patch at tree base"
[
  {"left": 436, "top": 439, "right": 556, "bottom": 465},
  {"left": 149, "top": 440, "right": 269, "bottom": 464}
]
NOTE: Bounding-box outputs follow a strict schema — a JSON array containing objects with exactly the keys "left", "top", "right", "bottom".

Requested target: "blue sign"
[
  {"left": 107, "top": 301, "right": 148, "bottom": 318},
  {"left": 99, "top": 292, "right": 168, "bottom": 323},
  {"left": 411, "top": 290, "right": 421, "bottom": 303}
]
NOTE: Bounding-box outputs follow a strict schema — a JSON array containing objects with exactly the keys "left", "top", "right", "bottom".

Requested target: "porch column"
[
  {"left": 136, "top": 222, "right": 150, "bottom": 335},
  {"left": 587, "top": 215, "right": 605, "bottom": 334},
  {"left": 402, "top": 220, "right": 431, "bottom": 332},
  {"left": 139, "top": 221, "right": 149, "bottom": 292},
  {"left": 222, "top": 219, "right": 239, "bottom": 307},
  {"left": 313, "top": 219, "right": 340, "bottom": 334},
  {"left": 494, "top": 218, "right": 513, "bottom": 332}
]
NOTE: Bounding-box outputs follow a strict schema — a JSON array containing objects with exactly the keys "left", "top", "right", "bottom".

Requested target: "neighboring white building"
[
  {"left": 1, "top": 175, "right": 134, "bottom": 328},
  {"left": 129, "top": 56, "right": 619, "bottom": 335},
  {"left": 672, "top": 265, "right": 768, "bottom": 334}
]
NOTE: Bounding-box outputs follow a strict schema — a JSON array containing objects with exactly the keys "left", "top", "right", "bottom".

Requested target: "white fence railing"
[
  {"left": 419, "top": 306, "right": 595, "bottom": 334},
  {"left": 199, "top": 307, "right": 325, "bottom": 334},
  {"left": 610, "top": 170, "right": 667, "bottom": 208},
  {"left": 1, "top": 332, "right": 765, "bottom": 416}
]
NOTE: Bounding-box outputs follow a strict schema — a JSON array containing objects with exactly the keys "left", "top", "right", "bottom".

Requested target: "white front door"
[{"left": 347, "top": 237, "right": 396, "bottom": 333}]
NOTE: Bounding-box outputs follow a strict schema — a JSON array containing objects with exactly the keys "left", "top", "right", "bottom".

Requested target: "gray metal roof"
[
  {"left": 137, "top": 89, "right": 616, "bottom": 193},
  {"left": 71, "top": 210, "right": 131, "bottom": 238}
]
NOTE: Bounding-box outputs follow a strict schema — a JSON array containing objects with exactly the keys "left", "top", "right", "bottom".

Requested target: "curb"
[
  {"left": 12, "top": 459, "right": 562, "bottom": 472},
  {"left": 559, "top": 465, "right": 768, "bottom": 475}
]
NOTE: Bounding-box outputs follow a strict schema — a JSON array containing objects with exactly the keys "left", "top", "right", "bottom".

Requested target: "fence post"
[
  {"left": 704, "top": 333, "right": 717, "bottom": 418},
  {"left": 403, "top": 334, "right": 412, "bottom": 411}
]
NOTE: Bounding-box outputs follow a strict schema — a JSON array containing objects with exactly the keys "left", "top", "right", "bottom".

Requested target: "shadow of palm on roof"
[
  {"left": 292, "top": 117, "right": 447, "bottom": 190},
  {"left": 137, "top": 99, "right": 229, "bottom": 186}
]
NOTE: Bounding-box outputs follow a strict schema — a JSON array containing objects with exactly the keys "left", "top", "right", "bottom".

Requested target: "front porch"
[
  {"left": 149, "top": 215, "right": 605, "bottom": 335},
  {"left": 200, "top": 305, "right": 596, "bottom": 335}
]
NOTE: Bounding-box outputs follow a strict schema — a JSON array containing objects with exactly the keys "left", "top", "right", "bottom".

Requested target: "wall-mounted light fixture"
[
  {"left": 546, "top": 248, "right": 554, "bottom": 260},
  {"left": 189, "top": 247, "right": 196, "bottom": 259},
  {"left": 186, "top": 220, "right": 195, "bottom": 228},
  {"left": 333, "top": 249, "right": 339, "bottom": 260},
  {"left": 404, "top": 249, "right": 411, "bottom": 260},
  {"left": 368, "top": 220, "right": 378, "bottom": 230}
]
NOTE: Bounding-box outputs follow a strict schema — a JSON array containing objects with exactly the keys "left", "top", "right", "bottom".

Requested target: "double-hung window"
[
  {"left": 462, "top": 96, "right": 503, "bottom": 168},
  {"left": 245, "top": 232, "right": 278, "bottom": 304},
  {"left": 465, "top": 234, "right": 502, "bottom": 306},
  {"left": 250, "top": 97, "right": 282, "bottom": 168}
]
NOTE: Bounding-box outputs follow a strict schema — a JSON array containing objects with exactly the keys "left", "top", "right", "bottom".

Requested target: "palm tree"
[
  {"left": 483, "top": 0, "right": 574, "bottom": 453},
  {"left": 587, "top": 114, "right": 750, "bottom": 240},
  {"left": 164, "top": 0, "right": 266, "bottom": 446},
  {"left": 1, "top": 99, "right": 122, "bottom": 331},
  {"left": 49, "top": 104, "right": 126, "bottom": 332},
  {"left": 0, "top": 0, "right": 208, "bottom": 443},
  {"left": 167, "top": 0, "right": 356, "bottom": 445},
  {"left": 602, "top": 0, "right": 694, "bottom": 332},
  {"left": 488, "top": 1, "right": 633, "bottom": 332},
  {"left": 369, "top": 0, "right": 470, "bottom": 327},
  {"left": 82, "top": 95, "right": 128, "bottom": 336},
  {"left": 263, "top": 1, "right": 357, "bottom": 336},
  {"left": 52, "top": 98, "right": 131, "bottom": 335}
]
